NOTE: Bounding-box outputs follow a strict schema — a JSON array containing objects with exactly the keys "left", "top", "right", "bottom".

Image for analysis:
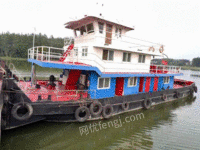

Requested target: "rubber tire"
[
  {"left": 193, "top": 86, "right": 197, "bottom": 93},
  {"left": 162, "top": 94, "right": 167, "bottom": 101},
  {"left": 142, "top": 99, "right": 152, "bottom": 110},
  {"left": 189, "top": 88, "right": 194, "bottom": 95},
  {"left": 102, "top": 104, "right": 113, "bottom": 119},
  {"left": 174, "top": 91, "right": 180, "bottom": 98},
  {"left": 11, "top": 103, "right": 33, "bottom": 121},
  {"left": 75, "top": 106, "right": 90, "bottom": 122},
  {"left": 89, "top": 101, "right": 102, "bottom": 117},
  {"left": 122, "top": 102, "right": 129, "bottom": 111}
]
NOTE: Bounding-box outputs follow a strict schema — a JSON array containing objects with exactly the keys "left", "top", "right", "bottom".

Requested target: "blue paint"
[
  {"left": 158, "top": 77, "right": 164, "bottom": 91},
  {"left": 149, "top": 77, "right": 154, "bottom": 92},
  {"left": 123, "top": 77, "right": 140, "bottom": 95},
  {"left": 88, "top": 72, "right": 116, "bottom": 99},
  {"left": 163, "top": 76, "right": 174, "bottom": 89}
]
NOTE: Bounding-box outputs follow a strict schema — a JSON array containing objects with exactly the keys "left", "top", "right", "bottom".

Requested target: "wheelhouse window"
[
  {"left": 98, "top": 22, "right": 104, "bottom": 34},
  {"left": 74, "top": 29, "right": 80, "bottom": 37},
  {"left": 115, "top": 27, "right": 122, "bottom": 37},
  {"left": 102, "top": 49, "right": 114, "bottom": 61},
  {"left": 128, "top": 77, "right": 137, "bottom": 87},
  {"left": 80, "top": 26, "right": 86, "bottom": 35},
  {"left": 74, "top": 48, "right": 78, "bottom": 56},
  {"left": 138, "top": 54, "right": 146, "bottom": 63},
  {"left": 98, "top": 77, "right": 110, "bottom": 89},
  {"left": 164, "top": 77, "right": 170, "bottom": 84},
  {"left": 87, "top": 23, "right": 94, "bottom": 33},
  {"left": 82, "top": 47, "right": 88, "bottom": 56},
  {"left": 123, "top": 52, "right": 131, "bottom": 62}
]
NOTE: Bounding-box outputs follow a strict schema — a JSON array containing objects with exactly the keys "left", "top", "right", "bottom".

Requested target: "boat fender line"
[
  {"left": 89, "top": 100, "right": 102, "bottom": 117},
  {"left": 11, "top": 103, "right": 33, "bottom": 121},
  {"left": 174, "top": 91, "right": 180, "bottom": 98},
  {"left": 75, "top": 106, "right": 90, "bottom": 122},
  {"left": 142, "top": 99, "right": 152, "bottom": 110},
  {"left": 102, "top": 104, "right": 113, "bottom": 119},
  {"left": 162, "top": 94, "right": 167, "bottom": 101},
  {"left": 193, "top": 86, "right": 198, "bottom": 93},
  {"left": 159, "top": 45, "right": 164, "bottom": 53},
  {"left": 122, "top": 101, "right": 129, "bottom": 111}
]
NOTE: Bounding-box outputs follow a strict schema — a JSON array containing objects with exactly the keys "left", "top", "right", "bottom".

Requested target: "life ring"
[
  {"left": 159, "top": 45, "right": 164, "bottom": 53},
  {"left": 11, "top": 103, "right": 33, "bottom": 121},
  {"left": 75, "top": 106, "right": 90, "bottom": 122},
  {"left": 174, "top": 91, "right": 180, "bottom": 98},
  {"left": 102, "top": 104, "right": 113, "bottom": 119},
  {"left": 121, "top": 102, "right": 129, "bottom": 111},
  {"left": 193, "top": 86, "right": 197, "bottom": 93},
  {"left": 142, "top": 99, "right": 152, "bottom": 110},
  {"left": 89, "top": 100, "right": 103, "bottom": 117},
  {"left": 148, "top": 47, "right": 155, "bottom": 52},
  {"left": 162, "top": 94, "right": 167, "bottom": 101}
]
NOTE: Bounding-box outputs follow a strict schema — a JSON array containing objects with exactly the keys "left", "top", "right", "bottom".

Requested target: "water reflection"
[{"left": 1, "top": 95, "right": 196, "bottom": 150}]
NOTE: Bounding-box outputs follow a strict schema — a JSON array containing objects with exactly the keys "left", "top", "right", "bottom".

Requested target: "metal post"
[
  {"left": 36, "top": 47, "right": 38, "bottom": 60},
  {"left": 42, "top": 47, "right": 43, "bottom": 61},
  {"left": 49, "top": 47, "right": 50, "bottom": 61}
]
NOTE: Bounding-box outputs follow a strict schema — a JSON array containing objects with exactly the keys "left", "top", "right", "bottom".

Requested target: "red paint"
[
  {"left": 115, "top": 77, "right": 124, "bottom": 96},
  {"left": 65, "top": 70, "right": 82, "bottom": 90},
  {"left": 139, "top": 77, "right": 144, "bottom": 92},
  {"left": 145, "top": 77, "right": 151, "bottom": 92},
  {"left": 153, "top": 77, "right": 159, "bottom": 91}
]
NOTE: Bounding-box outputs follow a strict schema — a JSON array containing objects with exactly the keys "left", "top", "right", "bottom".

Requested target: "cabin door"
[
  {"left": 139, "top": 77, "right": 144, "bottom": 92},
  {"left": 115, "top": 77, "right": 124, "bottom": 96},
  {"left": 105, "top": 24, "right": 112, "bottom": 45}
]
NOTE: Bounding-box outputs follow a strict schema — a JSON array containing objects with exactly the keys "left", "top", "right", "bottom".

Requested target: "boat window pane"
[
  {"left": 98, "top": 22, "right": 104, "bottom": 34},
  {"left": 123, "top": 53, "right": 127, "bottom": 61},
  {"left": 109, "top": 51, "right": 114, "bottom": 61},
  {"left": 87, "top": 23, "right": 94, "bottom": 33},
  {"left": 103, "top": 50, "right": 108, "bottom": 60},
  {"left": 98, "top": 78, "right": 104, "bottom": 88},
  {"left": 142, "top": 55, "right": 146, "bottom": 63},
  {"left": 138, "top": 55, "right": 142, "bottom": 63},
  {"left": 128, "top": 53, "right": 131, "bottom": 62},
  {"left": 104, "top": 78, "right": 110, "bottom": 88},
  {"left": 80, "top": 26, "right": 86, "bottom": 35},
  {"left": 134, "top": 77, "right": 137, "bottom": 86}
]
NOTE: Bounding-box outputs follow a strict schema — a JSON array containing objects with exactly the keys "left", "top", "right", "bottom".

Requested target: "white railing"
[
  {"left": 28, "top": 46, "right": 65, "bottom": 62},
  {"left": 150, "top": 65, "right": 181, "bottom": 74}
]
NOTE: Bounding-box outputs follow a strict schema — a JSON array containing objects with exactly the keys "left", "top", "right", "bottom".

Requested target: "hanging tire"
[
  {"left": 193, "top": 86, "right": 197, "bottom": 93},
  {"left": 162, "top": 94, "right": 167, "bottom": 101},
  {"left": 102, "top": 104, "right": 113, "bottom": 119},
  {"left": 142, "top": 99, "right": 152, "bottom": 110},
  {"left": 189, "top": 88, "right": 194, "bottom": 95},
  {"left": 89, "top": 100, "right": 102, "bottom": 117},
  {"left": 174, "top": 91, "right": 180, "bottom": 98},
  {"left": 121, "top": 102, "right": 129, "bottom": 111},
  {"left": 11, "top": 103, "right": 33, "bottom": 121},
  {"left": 75, "top": 106, "right": 90, "bottom": 122}
]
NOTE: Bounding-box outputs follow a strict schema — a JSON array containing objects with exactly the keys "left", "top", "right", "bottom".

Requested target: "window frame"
[
  {"left": 138, "top": 54, "right": 146, "bottom": 63},
  {"left": 128, "top": 77, "right": 137, "bottom": 87},
  {"left": 102, "top": 49, "right": 114, "bottom": 61},
  {"left": 123, "top": 52, "right": 131, "bottom": 62},
  {"left": 98, "top": 22, "right": 104, "bottom": 34},
  {"left": 115, "top": 27, "right": 122, "bottom": 37},
  {"left": 164, "top": 77, "right": 170, "bottom": 84},
  {"left": 97, "top": 77, "right": 111, "bottom": 89},
  {"left": 86, "top": 23, "right": 94, "bottom": 34},
  {"left": 74, "top": 48, "right": 78, "bottom": 56},
  {"left": 82, "top": 47, "right": 88, "bottom": 57}
]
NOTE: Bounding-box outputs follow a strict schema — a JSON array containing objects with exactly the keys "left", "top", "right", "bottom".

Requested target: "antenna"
[{"left": 96, "top": 1, "right": 104, "bottom": 17}]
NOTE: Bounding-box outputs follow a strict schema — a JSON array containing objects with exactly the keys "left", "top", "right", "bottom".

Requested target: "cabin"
[{"left": 28, "top": 15, "right": 182, "bottom": 101}]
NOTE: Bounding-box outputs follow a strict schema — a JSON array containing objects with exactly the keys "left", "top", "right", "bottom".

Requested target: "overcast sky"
[{"left": 0, "top": 0, "right": 199, "bottom": 60}]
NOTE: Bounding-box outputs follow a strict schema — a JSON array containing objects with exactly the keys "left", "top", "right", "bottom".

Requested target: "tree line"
[{"left": 0, "top": 32, "right": 67, "bottom": 58}]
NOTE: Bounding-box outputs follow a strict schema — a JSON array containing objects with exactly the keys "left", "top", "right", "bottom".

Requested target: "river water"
[{"left": 0, "top": 60, "right": 200, "bottom": 150}]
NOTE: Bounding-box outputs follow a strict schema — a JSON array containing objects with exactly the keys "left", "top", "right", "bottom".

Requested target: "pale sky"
[{"left": 0, "top": 0, "right": 199, "bottom": 60}]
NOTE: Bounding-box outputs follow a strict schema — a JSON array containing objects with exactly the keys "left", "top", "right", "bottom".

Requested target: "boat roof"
[{"left": 65, "top": 16, "right": 134, "bottom": 31}]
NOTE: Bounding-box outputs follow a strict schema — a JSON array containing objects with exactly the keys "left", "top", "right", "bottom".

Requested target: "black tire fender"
[
  {"left": 11, "top": 103, "right": 33, "bottom": 121},
  {"left": 122, "top": 102, "right": 129, "bottom": 111},
  {"left": 162, "top": 94, "right": 167, "bottom": 101},
  {"left": 142, "top": 99, "right": 152, "bottom": 110},
  {"left": 75, "top": 106, "right": 90, "bottom": 122},
  {"left": 102, "top": 104, "right": 113, "bottom": 119},
  {"left": 193, "top": 86, "right": 197, "bottom": 93},
  {"left": 174, "top": 91, "right": 180, "bottom": 98},
  {"left": 89, "top": 100, "right": 102, "bottom": 117}
]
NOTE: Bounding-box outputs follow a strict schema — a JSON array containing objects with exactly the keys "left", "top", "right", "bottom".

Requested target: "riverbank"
[{"left": 181, "top": 66, "right": 200, "bottom": 71}]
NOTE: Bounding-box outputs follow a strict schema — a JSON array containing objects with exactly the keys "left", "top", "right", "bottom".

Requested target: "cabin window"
[
  {"left": 80, "top": 26, "right": 86, "bottom": 35},
  {"left": 98, "top": 77, "right": 110, "bottom": 89},
  {"left": 75, "top": 29, "right": 80, "bottom": 37},
  {"left": 87, "top": 23, "right": 94, "bottom": 33},
  {"left": 128, "top": 77, "right": 137, "bottom": 87},
  {"left": 123, "top": 52, "right": 131, "bottom": 62},
  {"left": 74, "top": 48, "right": 78, "bottom": 56},
  {"left": 98, "top": 22, "right": 104, "bottom": 34},
  {"left": 102, "top": 49, "right": 114, "bottom": 61},
  {"left": 138, "top": 54, "right": 146, "bottom": 63},
  {"left": 164, "top": 77, "right": 170, "bottom": 84},
  {"left": 115, "top": 27, "right": 122, "bottom": 37},
  {"left": 82, "top": 48, "right": 88, "bottom": 56}
]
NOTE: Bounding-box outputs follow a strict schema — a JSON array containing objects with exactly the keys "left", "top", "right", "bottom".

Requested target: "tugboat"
[{"left": 0, "top": 15, "right": 197, "bottom": 132}]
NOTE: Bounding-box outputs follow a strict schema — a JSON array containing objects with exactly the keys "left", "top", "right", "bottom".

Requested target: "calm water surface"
[{"left": 1, "top": 60, "right": 200, "bottom": 150}]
